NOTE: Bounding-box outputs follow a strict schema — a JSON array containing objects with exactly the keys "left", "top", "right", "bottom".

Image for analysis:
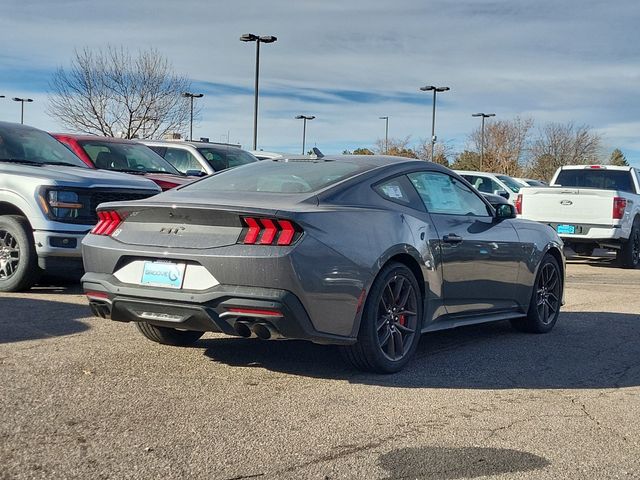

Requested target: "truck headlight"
[{"left": 43, "top": 190, "right": 85, "bottom": 220}]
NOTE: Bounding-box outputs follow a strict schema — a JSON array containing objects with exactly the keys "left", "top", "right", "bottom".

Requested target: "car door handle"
[{"left": 442, "top": 234, "right": 463, "bottom": 244}]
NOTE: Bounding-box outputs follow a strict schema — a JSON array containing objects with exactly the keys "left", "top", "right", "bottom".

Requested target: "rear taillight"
[
  {"left": 91, "top": 210, "right": 124, "bottom": 236},
  {"left": 515, "top": 194, "right": 523, "bottom": 215},
  {"left": 613, "top": 197, "right": 627, "bottom": 219},
  {"left": 152, "top": 179, "right": 179, "bottom": 191},
  {"left": 240, "top": 217, "right": 301, "bottom": 246}
]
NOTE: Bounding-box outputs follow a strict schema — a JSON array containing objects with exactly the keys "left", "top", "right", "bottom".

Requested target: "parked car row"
[{"left": 0, "top": 122, "right": 260, "bottom": 292}]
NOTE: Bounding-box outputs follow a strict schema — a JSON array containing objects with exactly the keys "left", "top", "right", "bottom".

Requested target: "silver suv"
[
  {"left": 141, "top": 140, "right": 257, "bottom": 176},
  {"left": 0, "top": 122, "right": 160, "bottom": 292}
]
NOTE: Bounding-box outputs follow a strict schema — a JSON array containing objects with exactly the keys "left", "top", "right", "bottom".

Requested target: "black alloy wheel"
[
  {"left": 535, "top": 261, "right": 561, "bottom": 325},
  {"left": 342, "top": 262, "right": 423, "bottom": 373},
  {"left": 376, "top": 274, "right": 419, "bottom": 361}
]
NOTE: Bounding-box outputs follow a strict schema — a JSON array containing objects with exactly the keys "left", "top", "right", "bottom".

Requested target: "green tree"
[
  {"left": 451, "top": 150, "right": 481, "bottom": 171},
  {"left": 609, "top": 148, "right": 629, "bottom": 166},
  {"left": 352, "top": 147, "right": 375, "bottom": 155}
]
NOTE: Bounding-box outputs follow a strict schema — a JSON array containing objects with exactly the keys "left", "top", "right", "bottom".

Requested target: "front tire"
[
  {"left": 136, "top": 322, "right": 204, "bottom": 346},
  {"left": 342, "top": 262, "right": 423, "bottom": 373},
  {"left": 511, "top": 254, "right": 562, "bottom": 333},
  {"left": 0, "top": 215, "right": 41, "bottom": 292},
  {"left": 617, "top": 219, "right": 640, "bottom": 269}
]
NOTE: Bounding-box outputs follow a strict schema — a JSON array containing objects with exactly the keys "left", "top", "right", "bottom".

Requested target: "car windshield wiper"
[
  {"left": 0, "top": 158, "right": 43, "bottom": 166},
  {"left": 42, "top": 161, "right": 86, "bottom": 168}
]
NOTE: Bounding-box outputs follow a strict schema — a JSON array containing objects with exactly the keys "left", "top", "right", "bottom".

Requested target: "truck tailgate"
[{"left": 520, "top": 188, "right": 617, "bottom": 225}]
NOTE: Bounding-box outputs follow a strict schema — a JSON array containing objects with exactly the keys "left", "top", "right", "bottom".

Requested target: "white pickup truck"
[{"left": 516, "top": 165, "right": 640, "bottom": 268}]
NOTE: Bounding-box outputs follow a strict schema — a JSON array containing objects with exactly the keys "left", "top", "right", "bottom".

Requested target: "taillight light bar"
[
  {"left": 240, "top": 217, "right": 301, "bottom": 246},
  {"left": 613, "top": 197, "right": 627, "bottom": 220},
  {"left": 91, "top": 210, "right": 125, "bottom": 236},
  {"left": 515, "top": 194, "right": 523, "bottom": 215}
]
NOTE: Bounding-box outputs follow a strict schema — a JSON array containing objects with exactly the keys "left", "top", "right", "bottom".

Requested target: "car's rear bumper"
[{"left": 82, "top": 272, "right": 355, "bottom": 345}]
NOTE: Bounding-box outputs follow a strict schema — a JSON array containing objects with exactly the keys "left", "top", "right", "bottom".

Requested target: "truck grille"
[{"left": 89, "top": 192, "right": 153, "bottom": 216}]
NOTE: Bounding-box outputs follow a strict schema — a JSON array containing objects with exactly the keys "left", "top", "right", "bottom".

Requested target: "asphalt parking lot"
[{"left": 1, "top": 254, "right": 639, "bottom": 479}]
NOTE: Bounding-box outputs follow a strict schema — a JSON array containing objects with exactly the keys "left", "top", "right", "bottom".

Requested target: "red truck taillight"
[
  {"left": 239, "top": 217, "right": 301, "bottom": 246},
  {"left": 515, "top": 194, "right": 523, "bottom": 215},
  {"left": 613, "top": 197, "right": 627, "bottom": 219}
]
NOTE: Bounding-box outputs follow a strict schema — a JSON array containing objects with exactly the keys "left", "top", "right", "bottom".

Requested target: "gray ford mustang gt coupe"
[{"left": 82, "top": 155, "right": 565, "bottom": 373}]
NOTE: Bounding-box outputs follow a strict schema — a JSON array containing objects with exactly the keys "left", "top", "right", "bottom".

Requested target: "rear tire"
[
  {"left": 0, "top": 215, "right": 41, "bottom": 292},
  {"left": 136, "top": 322, "right": 204, "bottom": 346},
  {"left": 617, "top": 219, "right": 640, "bottom": 269},
  {"left": 511, "top": 254, "right": 562, "bottom": 333},
  {"left": 342, "top": 262, "right": 423, "bottom": 373}
]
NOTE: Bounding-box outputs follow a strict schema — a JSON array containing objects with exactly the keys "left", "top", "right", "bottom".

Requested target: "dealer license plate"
[
  {"left": 556, "top": 224, "right": 576, "bottom": 234},
  {"left": 140, "top": 261, "right": 186, "bottom": 289}
]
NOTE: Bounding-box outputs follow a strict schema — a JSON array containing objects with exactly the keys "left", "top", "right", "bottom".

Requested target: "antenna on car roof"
[{"left": 312, "top": 147, "right": 324, "bottom": 158}]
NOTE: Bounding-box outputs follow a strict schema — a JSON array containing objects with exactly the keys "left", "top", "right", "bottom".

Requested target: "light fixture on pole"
[
  {"left": 12, "top": 97, "right": 33, "bottom": 124},
  {"left": 471, "top": 113, "right": 495, "bottom": 170},
  {"left": 241, "top": 33, "right": 277, "bottom": 150},
  {"left": 295, "top": 115, "right": 315, "bottom": 155},
  {"left": 419, "top": 85, "right": 450, "bottom": 161},
  {"left": 379, "top": 116, "right": 389, "bottom": 154},
  {"left": 182, "top": 92, "right": 204, "bottom": 141}
]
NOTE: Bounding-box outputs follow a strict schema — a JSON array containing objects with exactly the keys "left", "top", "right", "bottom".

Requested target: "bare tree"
[
  {"left": 48, "top": 47, "right": 193, "bottom": 139},
  {"left": 415, "top": 140, "right": 454, "bottom": 166},
  {"left": 469, "top": 116, "right": 533, "bottom": 175},
  {"left": 526, "top": 122, "right": 602, "bottom": 180}
]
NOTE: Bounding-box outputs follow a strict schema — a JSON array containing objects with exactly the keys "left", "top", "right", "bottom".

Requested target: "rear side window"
[
  {"left": 555, "top": 169, "right": 636, "bottom": 194},
  {"left": 184, "top": 160, "right": 368, "bottom": 194},
  {"left": 408, "top": 171, "right": 490, "bottom": 216},
  {"left": 374, "top": 178, "right": 413, "bottom": 205}
]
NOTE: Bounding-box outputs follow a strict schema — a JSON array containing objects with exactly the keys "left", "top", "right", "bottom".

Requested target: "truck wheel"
[
  {"left": 511, "top": 254, "right": 562, "bottom": 333},
  {"left": 136, "top": 322, "right": 204, "bottom": 346},
  {"left": 617, "top": 220, "right": 640, "bottom": 269},
  {"left": 0, "top": 215, "right": 41, "bottom": 292},
  {"left": 341, "top": 262, "right": 423, "bottom": 373}
]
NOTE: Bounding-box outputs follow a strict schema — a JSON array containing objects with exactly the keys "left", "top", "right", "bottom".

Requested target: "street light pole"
[
  {"left": 295, "top": 115, "right": 315, "bottom": 154},
  {"left": 471, "top": 113, "right": 495, "bottom": 170},
  {"left": 241, "top": 33, "right": 277, "bottom": 150},
  {"left": 419, "top": 85, "right": 450, "bottom": 161},
  {"left": 182, "top": 92, "right": 204, "bottom": 141},
  {"left": 12, "top": 97, "right": 33, "bottom": 124},
  {"left": 379, "top": 116, "right": 389, "bottom": 154}
]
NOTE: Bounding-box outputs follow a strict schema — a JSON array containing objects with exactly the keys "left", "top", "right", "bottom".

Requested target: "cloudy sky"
[{"left": 1, "top": 0, "right": 639, "bottom": 165}]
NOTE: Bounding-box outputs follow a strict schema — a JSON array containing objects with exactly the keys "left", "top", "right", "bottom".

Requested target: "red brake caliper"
[{"left": 398, "top": 314, "right": 406, "bottom": 326}]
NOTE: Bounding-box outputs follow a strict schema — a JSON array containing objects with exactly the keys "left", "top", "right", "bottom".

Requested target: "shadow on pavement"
[
  {"left": 0, "top": 296, "right": 89, "bottom": 343},
  {"left": 378, "top": 446, "right": 549, "bottom": 479},
  {"left": 202, "top": 311, "right": 640, "bottom": 389}
]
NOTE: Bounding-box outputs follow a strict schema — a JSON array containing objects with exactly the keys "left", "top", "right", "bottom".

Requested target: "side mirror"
[
  {"left": 494, "top": 189, "right": 509, "bottom": 199},
  {"left": 185, "top": 169, "right": 206, "bottom": 177},
  {"left": 495, "top": 203, "right": 517, "bottom": 219}
]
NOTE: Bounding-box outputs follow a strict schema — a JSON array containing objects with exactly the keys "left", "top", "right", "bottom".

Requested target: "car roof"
[
  {"left": 141, "top": 139, "right": 242, "bottom": 148},
  {"left": 455, "top": 170, "right": 507, "bottom": 177},
  {"left": 52, "top": 133, "right": 146, "bottom": 144}
]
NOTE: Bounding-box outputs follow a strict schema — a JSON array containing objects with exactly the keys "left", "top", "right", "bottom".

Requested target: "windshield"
[
  {"left": 197, "top": 146, "right": 257, "bottom": 171},
  {"left": 496, "top": 175, "right": 522, "bottom": 193},
  {"left": 555, "top": 169, "right": 636, "bottom": 194},
  {"left": 79, "top": 140, "right": 181, "bottom": 175},
  {"left": 0, "top": 124, "right": 87, "bottom": 167},
  {"left": 184, "top": 160, "right": 367, "bottom": 194}
]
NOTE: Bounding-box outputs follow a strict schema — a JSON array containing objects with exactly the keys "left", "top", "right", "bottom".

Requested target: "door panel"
[
  {"left": 429, "top": 214, "right": 521, "bottom": 314},
  {"left": 407, "top": 171, "right": 522, "bottom": 316}
]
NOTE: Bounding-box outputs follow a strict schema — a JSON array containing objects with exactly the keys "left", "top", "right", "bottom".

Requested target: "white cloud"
[{"left": 0, "top": 0, "right": 639, "bottom": 163}]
